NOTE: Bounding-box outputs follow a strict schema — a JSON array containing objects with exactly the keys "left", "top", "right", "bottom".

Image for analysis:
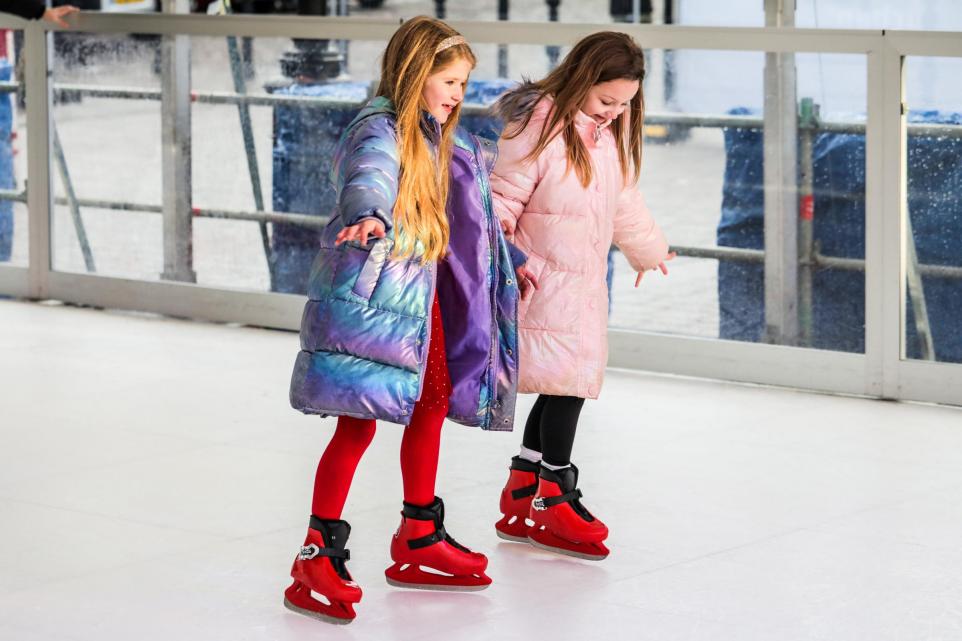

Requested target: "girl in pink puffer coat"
[{"left": 491, "top": 32, "right": 674, "bottom": 561}]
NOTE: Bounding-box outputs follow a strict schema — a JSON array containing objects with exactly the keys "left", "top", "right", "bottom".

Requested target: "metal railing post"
[
  {"left": 24, "top": 20, "right": 53, "bottom": 298},
  {"left": 762, "top": 0, "right": 800, "bottom": 345},
  {"left": 160, "top": 0, "right": 195, "bottom": 283}
]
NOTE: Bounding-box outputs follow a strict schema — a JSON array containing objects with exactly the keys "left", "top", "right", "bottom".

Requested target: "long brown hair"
[
  {"left": 376, "top": 16, "right": 476, "bottom": 262},
  {"left": 499, "top": 31, "right": 646, "bottom": 188}
]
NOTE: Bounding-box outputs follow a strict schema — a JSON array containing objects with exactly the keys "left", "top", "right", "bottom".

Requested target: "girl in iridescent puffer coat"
[{"left": 282, "top": 17, "right": 535, "bottom": 625}]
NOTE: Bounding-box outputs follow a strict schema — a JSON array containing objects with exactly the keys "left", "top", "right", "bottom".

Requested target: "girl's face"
[
  {"left": 580, "top": 78, "right": 640, "bottom": 126},
  {"left": 421, "top": 57, "right": 472, "bottom": 124}
]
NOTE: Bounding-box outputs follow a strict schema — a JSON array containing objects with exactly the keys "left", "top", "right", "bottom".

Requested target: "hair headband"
[{"left": 435, "top": 35, "right": 466, "bottom": 53}]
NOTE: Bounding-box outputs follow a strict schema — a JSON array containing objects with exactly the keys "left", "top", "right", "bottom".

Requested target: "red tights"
[{"left": 310, "top": 295, "right": 452, "bottom": 517}]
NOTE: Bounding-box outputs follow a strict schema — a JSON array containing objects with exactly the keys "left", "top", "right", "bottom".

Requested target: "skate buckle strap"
[
  {"left": 510, "top": 483, "right": 538, "bottom": 500},
  {"left": 298, "top": 543, "right": 351, "bottom": 561},
  {"left": 407, "top": 525, "right": 450, "bottom": 550},
  {"left": 532, "top": 489, "right": 583, "bottom": 511}
]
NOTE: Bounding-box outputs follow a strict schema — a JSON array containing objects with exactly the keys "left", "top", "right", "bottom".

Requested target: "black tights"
[{"left": 521, "top": 394, "right": 585, "bottom": 467}]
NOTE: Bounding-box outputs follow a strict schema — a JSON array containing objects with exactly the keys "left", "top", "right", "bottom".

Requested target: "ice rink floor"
[{"left": 2, "top": 299, "right": 962, "bottom": 640}]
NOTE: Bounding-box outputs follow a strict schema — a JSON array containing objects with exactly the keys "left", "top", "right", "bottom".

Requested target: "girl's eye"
[{"left": 602, "top": 101, "right": 613, "bottom": 106}]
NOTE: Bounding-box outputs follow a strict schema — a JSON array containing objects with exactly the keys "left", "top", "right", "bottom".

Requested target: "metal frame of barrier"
[{"left": 0, "top": 12, "right": 959, "bottom": 406}]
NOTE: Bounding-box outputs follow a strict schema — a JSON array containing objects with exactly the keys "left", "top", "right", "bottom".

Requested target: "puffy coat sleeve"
[
  {"left": 334, "top": 115, "right": 401, "bottom": 231},
  {"left": 6, "top": 0, "right": 46, "bottom": 20},
  {"left": 613, "top": 186, "right": 670, "bottom": 272},
  {"left": 489, "top": 123, "right": 545, "bottom": 238}
]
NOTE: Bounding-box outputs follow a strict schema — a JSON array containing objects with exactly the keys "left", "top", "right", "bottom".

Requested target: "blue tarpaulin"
[
  {"left": 718, "top": 108, "right": 962, "bottom": 362},
  {"left": 0, "top": 60, "right": 14, "bottom": 263}
]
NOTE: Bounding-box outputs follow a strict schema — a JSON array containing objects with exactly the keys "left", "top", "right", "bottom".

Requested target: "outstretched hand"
[
  {"left": 335, "top": 219, "right": 386, "bottom": 247},
  {"left": 634, "top": 251, "right": 676, "bottom": 287},
  {"left": 43, "top": 6, "right": 79, "bottom": 28}
]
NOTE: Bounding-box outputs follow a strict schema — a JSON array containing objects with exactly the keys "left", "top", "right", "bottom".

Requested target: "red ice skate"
[
  {"left": 283, "top": 517, "right": 362, "bottom": 624},
  {"left": 495, "top": 456, "right": 540, "bottom": 542},
  {"left": 385, "top": 496, "right": 492, "bottom": 591},
  {"left": 528, "top": 464, "right": 610, "bottom": 561}
]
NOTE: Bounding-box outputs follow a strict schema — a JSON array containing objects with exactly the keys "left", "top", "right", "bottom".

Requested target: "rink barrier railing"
[
  {"left": 2, "top": 82, "right": 959, "bottom": 301},
  {"left": 0, "top": 12, "right": 960, "bottom": 407}
]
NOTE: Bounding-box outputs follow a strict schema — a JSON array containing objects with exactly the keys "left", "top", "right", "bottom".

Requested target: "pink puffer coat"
[{"left": 490, "top": 94, "right": 669, "bottom": 399}]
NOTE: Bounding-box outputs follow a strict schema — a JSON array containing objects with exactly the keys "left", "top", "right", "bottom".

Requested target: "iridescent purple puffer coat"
[{"left": 289, "top": 97, "right": 520, "bottom": 431}]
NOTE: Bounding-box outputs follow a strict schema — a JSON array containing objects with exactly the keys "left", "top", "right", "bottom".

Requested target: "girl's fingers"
[
  {"left": 527, "top": 271, "right": 540, "bottom": 290},
  {"left": 335, "top": 227, "right": 356, "bottom": 246},
  {"left": 659, "top": 262, "right": 669, "bottom": 275},
  {"left": 523, "top": 278, "right": 536, "bottom": 300},
  {"left": 361, "top": 221, "right": 386, "bottom": 246},
  {"left": 665, "top": 251, "right": 677, "bottom": 261},
  {"left": 336, "top": 221, "right": 385, "bottom": 247},
  {"left": 516, "top": 267, "right": 539, "bottom": 291},
  {"left": 634, "top": 272, "right": 644, "bottom": 287}
]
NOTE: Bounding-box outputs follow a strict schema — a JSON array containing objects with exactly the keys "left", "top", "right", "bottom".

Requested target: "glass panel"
[
  {"left": 50, "top": 31, "right": 162, "bottom": 279},
  {"left": 903, "top": 56, "right": 962, "bottom": 365},
  {"left": 608, "top": 50, "right": 867, "bottom": 355},
  {"left": 678, "top": 0, "right": 962, "bottom": 30},
  {"left": 44, "top": 30, "right": 535, "bottom": 293},
  {"left": 2, "top": 29, "right": 27, "bottom": 268},
  {"left": 189, "top": 36, "right": 381, "bottom": 293},
  {"left": 187, "top": 35, "right": 529, "bottom": 294},
  {"left": 288, "top": 2, "right": 653, "bottom": 25}
]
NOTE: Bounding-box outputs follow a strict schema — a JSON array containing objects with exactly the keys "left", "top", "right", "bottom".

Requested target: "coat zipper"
[{"left": 474, "top": 139, "right": 500, "bottom": 429}]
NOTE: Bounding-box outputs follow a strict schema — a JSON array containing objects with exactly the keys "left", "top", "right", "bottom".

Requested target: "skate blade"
[
  {"left": 385, "top": 576, "right": 491, "bottom": 592},
  {"left": 283, "top": 581, "right": 356, "bottom": 624},
  {"left": 283, "top": 597, "right": 355, "bottom": 625},
  {"left": 495, "top": 529, "right": 530, "bottom": 544},
  {"left": 385, "top": 565, "right": 491, "bottom": 592},
  {"left": 527, "top": 535, "right": 609, "bottom": 561}
]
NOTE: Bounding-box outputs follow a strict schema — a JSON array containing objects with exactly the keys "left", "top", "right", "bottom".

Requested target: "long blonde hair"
[
  {"left": 499, "top": 32, "right": 646, "bottom": 188},
  {"left": 376, "top": 16, "right": 476, "bottom": 262}
]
